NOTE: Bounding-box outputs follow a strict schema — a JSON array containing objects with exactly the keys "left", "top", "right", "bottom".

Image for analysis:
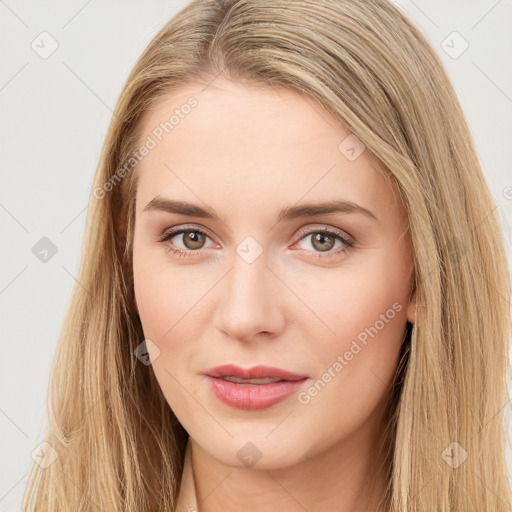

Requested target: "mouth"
[{"left": 204, "top": 365, "right": 309, "bottom": 410}]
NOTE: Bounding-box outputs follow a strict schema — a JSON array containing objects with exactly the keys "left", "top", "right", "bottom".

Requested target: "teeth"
[{"left": 220, "top": 376, "right": 283, "bottom": 384}]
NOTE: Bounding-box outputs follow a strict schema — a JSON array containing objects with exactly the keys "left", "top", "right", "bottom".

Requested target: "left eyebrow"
[
  {"left": 274, "top": 199, "right": 379, "bottom": 224},
  {"left": 143, "top": 196, "right": 379, "bottom": 224}
]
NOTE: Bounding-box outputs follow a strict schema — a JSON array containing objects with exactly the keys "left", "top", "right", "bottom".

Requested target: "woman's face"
[{"left": 132, "top": 79, "right": 415, "bottom": 469}]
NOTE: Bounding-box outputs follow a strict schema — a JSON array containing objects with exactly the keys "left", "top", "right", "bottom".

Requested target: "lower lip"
[{"left": 206, "top": 376, "right": 308, "bottom": 410}]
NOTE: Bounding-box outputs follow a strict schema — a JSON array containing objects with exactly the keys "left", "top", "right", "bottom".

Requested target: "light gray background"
[{"left": 1, "top": 1, "right": 511, "bottom": 510}]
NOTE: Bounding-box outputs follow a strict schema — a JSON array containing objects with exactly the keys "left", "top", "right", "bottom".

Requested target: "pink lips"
[{"left": 204, "top": 364, "right": 309, "bottom": 410}]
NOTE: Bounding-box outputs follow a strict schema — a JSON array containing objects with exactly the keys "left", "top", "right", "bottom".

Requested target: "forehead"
[{"left": 135, "top": 80, "right": 401, "bottom": 223}]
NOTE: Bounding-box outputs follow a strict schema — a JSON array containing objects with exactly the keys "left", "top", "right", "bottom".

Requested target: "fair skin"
[{"left": 132, "top": 78, "right": 416, "bottom": 512}]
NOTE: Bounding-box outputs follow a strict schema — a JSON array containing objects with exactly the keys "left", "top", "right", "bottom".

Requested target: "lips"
[
  {"left": 204, "top": 364, "right": 309, "bottom": 409},
  {"left": 205, "top": 364, "right": 308, "bottom": 382}
]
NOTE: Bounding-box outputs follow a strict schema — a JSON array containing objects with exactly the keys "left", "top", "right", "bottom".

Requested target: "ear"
[{"left": 406, "top": 286, "right": 416, "bottom": 325}]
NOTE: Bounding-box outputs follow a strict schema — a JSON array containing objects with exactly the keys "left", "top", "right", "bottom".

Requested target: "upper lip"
[{"left": 205, "top": 364, "right": 308, "bottom": 381}]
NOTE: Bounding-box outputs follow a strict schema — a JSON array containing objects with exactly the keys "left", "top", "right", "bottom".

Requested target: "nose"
[{"left": 212, "top": 251, "right": 286, "bottom": 343}]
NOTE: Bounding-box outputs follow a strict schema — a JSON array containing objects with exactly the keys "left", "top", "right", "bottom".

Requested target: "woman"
[{"left": 22, "top": 0, "right": 512, "bottom": 510}]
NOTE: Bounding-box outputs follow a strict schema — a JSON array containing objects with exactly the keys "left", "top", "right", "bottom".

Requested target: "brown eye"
[
  {"left": 295, "top": 227, "right": 354, "bottom": 258},
  {"left": 181, "top": 231, "right": 207, "bottom": 250},
  {"left": 310, "top": 232, "right": 336, "bottom": 252},
  {"left": 159, "top": 227, "right": 214, "bottom": 256}
]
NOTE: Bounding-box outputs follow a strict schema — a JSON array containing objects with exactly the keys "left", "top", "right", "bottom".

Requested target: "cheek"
[
  {"left": 297, "top": 251, "right": 410, "bottom": 413},
  {"left": 133, "top": 237, "right": 199, "bottom": 341},
  {"left": 132, "top": 239, "right": 217, "bottom": 385},
  {"left": 133, "top": 257, "right": 174, "bottom": 341},
  {"left": 301, "top": 252, "right": 409, "bottom": 350},
  {"left": 132, "top": 243, "right": 203, "bottom": 415}
]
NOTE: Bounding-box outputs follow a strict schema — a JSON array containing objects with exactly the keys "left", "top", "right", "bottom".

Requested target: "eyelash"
[{"left": 157, "top": 224, "right": 355, "bottom": 260}]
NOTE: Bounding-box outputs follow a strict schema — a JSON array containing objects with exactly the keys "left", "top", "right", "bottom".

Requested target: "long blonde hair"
[{"left": 22, "top": 0, "right": 512, "bottom": 510}]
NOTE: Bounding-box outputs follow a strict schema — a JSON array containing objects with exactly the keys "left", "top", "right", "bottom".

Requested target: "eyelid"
[
  {"left": 294, "top": 224, "right": 355, "bottom": 245},
  {"left": 158, "top": 223, "right": 216, "bottom": 241}
]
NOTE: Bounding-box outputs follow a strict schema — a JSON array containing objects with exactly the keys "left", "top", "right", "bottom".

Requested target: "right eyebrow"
[{"left": 143, "top": 197, "right": 220, "bottom": 220}]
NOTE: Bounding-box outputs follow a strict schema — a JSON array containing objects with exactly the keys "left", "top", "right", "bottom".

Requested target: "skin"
[{"left": 132, "top": 78, "right": 416, "bottom": 512}]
